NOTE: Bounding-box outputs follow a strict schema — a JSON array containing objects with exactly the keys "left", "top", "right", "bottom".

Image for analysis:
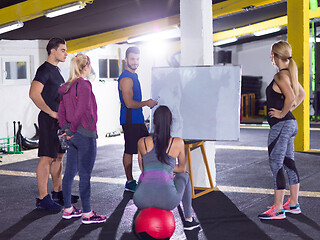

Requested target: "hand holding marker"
[{"left": 152, "top": 96, "right": 160, "bottom": 109}]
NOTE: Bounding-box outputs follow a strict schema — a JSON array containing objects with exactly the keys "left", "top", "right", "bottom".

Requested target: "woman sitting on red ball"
[{"left": 133, "top": 105, "right": 200, "bottom": 231}]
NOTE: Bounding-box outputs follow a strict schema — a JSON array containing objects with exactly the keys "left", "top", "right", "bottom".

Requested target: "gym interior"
[{"left": 1, "top": 1, "right": 320, "bottom": 239}]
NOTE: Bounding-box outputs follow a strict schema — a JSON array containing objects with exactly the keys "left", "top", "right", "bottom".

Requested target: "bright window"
[{"left": 1, "top": 56, "right": 30, "bottom": 85}]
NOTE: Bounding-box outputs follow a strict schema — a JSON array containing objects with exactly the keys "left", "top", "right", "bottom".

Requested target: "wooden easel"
[{"left": 184, "top": 140, "right": 215, "bottom": 198}]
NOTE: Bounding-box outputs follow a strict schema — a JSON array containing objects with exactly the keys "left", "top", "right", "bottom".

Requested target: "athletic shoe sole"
[
  {"left": 63, "top": 213, "right": 82, "bottom": 219},
  {"left": 259, "top": 215, "right": 286, "bottom": 220},
  {"left": 82, "top": 219, "right": 107, "bottom": 224},
  {"left": 184, "top": 224, "right": 201, "bottom": 230},
  {"left": 284, "top": 209, "right": 301, "bottom": 214},
  {"left": 124, "top": 188, "right": 135, "bottom": 192}
]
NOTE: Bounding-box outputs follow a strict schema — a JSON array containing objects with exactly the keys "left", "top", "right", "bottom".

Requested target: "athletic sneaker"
[
  {"left": 283, "top": 198, "right": 301, "bottom": 214},
  {"left": 36, "top": 194, "right": 63, "bottom": 211},
  {"left": 63, "top": 206, "right": 83, "bottom": 219},
  {"left": 125, "top": 180, "right": 137, "bottom": 192},
  {"left": 51, "top": 191, "right": 79, "bottom": 205},
  {"left": 82, "top": 211, "right": 107, "bottom": 224},
  {"left": 183, "top": 218, "right": 201, "bottom": 230},
  {"left": 258, "top": 205, "right": 286, "bottom": 220}
]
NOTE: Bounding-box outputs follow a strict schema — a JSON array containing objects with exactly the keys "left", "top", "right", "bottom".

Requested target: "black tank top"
[{"left": 265, "top": 69, "right": 295, "bottom": 127}]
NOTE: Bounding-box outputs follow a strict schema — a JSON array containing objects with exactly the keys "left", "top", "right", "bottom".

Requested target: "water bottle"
[{"left": 57, "top": 129, "right": 69, "bottom": 150}]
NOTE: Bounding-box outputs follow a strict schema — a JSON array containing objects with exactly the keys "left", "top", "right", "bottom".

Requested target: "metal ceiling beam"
[
  {"left": 67, "top": 1, "right": 289, "bottom": 53},
  {"left": 0, "top": 0, "right": 92, "bottom": 25},
  {"left": 213, "top": 16, "right": 287, "bottom": 42},
  {"left": 213, "top": 7, "right": 320, "bottom": 42},
  {"left": 212, "top": 0, "right": 285, "bottom": 18},
  {"left": 66, "top": 15, "right": 180, "bottom": 53}
]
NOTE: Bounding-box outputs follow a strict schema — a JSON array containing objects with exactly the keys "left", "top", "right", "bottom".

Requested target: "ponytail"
[
  {"left": 271, "top": 40, "right": 299, "bottom": 104},
  {"left": 66, "top": 53, "right": 90, "bottom": 91},
  {"left": 153, "top": 106, "right": 172, "bottom": 164},
  {"left": 288, "top": 58, "right": 299, "bottom": 104}
]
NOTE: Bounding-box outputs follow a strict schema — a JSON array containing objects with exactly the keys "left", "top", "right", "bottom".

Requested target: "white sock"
[
  {"left": 185, "top": 218, "right": 193, "bottom": 222},
  {"left": 65, "top": 206, "right": 73, "bottom": 212},
  {"left": 83, "top": 211, "right": 92, "bottom": 217}
]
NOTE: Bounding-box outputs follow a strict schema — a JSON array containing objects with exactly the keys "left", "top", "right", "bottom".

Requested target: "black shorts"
[
  {"left": 38, "top": 111, "right": 65, "bottom": 158},
  {"left": 122, "top": 124, "right": 149, "bottom": 154}
]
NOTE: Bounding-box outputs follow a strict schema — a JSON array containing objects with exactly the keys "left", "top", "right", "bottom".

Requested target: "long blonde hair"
[
  {"left": 271, "top": 40, "right": 299, "bottom": 103},
  {"left": 66, "top": 53, "right": 90, "bottom": 90}
]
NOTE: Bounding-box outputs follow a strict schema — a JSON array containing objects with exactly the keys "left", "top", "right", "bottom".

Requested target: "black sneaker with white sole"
[{"left": 183, "top": 218, "right": 200, "bottom": 230}]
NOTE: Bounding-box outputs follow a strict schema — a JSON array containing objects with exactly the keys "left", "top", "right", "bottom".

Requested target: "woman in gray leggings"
[
  {"left": 259, "top": 40, "right": 305, "bottom": 220},
  {"left": 133, "top": 105, "right": 200, "bottom": 230}
]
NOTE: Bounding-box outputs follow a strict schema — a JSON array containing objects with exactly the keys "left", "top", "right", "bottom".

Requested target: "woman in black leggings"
[
  {"left": 133, "top": 106, "right": 200, "bottom": 230},
  {"left": 258, "top": 40, "right": 305, "bottom": 220}
]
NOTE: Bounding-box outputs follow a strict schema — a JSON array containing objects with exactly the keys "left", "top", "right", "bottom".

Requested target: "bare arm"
[
  {"left": 269, "top": 73, "right": 295, "bottom": 119},
  {"left": 173, "top": 138, "right": 187, "bottom": 173},
  {"left": 290, "top": 82, "right": 305, "bottom": 111},
  {"left": 119, "top": 77, "right": 157, "bottom": 108},
  {"left": 29, "top": 81, "right": 57, "bottom": 119}
]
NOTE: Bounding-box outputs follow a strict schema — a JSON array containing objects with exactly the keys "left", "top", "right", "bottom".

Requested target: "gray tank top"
[{"left": 138, "top": 139, "right": 176, "bottom": 183}]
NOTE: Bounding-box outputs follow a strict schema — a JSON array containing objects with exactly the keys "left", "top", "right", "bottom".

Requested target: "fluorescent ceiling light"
[
  {"left": 127, "top": 28, "right": 180, "bottom": 43},
  {"left": 253, "top": 27, "right": 281, "bottom": 36},
  {"left": 0, "top": 21, "right": 24, "bottom": 34},
  {"left": 213, "top": 37, "right": 238, "bottom": 46},
  {"left": 45, "top": 1, "right": 86, "bottom": 18}
]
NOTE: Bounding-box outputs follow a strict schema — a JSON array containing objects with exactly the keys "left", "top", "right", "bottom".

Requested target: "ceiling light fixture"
[
  {"left": 0, "top": 21, "right": 24, "bottom": 35},
  {"left": 213, "top": 37, "right": 238, "bottom": 46},
  {"left": 44, "top": 1, "right": 86, "bottom": 18},
  {"left": 127, "top": 28, "right": 180, "bottom": 43},
  {"left": 253, "top": 27, "right": 281, "bottom": 36}
]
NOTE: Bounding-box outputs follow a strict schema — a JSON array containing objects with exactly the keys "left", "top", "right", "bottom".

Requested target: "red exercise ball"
[{"left": 135, "top": 207, "right": 175, "bottom": 240}]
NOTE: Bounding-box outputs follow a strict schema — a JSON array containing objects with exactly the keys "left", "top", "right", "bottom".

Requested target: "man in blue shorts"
[
  {"left": 29, "top": 38, "right": 78, "bottom": 211},
  {"left": 118, "top": 46, "right": 157, "bottom": 192}
]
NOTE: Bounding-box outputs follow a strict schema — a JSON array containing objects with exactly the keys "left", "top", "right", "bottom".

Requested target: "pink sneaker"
[
  {"left": 82, "top": 211, "right": 106, "bottom": 224},
  {"left": 283, "top": 198, "right": 301, "bottom": 214},
  {"left": 258, "top": 205, "right": 286, "bottom": 220},
  {"left": 63, "top": 206, "right": 82, "bottom": 219}
]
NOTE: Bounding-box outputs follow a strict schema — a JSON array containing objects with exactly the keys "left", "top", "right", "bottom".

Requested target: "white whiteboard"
[{"left": 151, "top": 66, "right": 241, "bottom": 141}]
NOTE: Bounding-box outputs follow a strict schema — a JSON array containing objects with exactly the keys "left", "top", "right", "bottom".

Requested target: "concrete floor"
[{"left": 0, "top": 126, "right": 320, "bottom": 240}]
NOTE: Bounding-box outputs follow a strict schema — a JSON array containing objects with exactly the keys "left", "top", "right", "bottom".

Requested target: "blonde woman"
[
  {"left": 58, "top": 53, "right": 106, "bottom": 224},
  {"left": 259, "top": 40, "right": 305, "bottom": 220}
]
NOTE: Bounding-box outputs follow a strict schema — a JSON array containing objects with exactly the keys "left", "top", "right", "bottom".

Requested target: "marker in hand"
[{"left": 151, "top": 96, "right": 160, "bottom": 109}]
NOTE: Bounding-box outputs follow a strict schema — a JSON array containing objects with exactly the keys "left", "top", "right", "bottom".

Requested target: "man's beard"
[{"left": 127, "top": 63, "right": 137, "bottom": 71}]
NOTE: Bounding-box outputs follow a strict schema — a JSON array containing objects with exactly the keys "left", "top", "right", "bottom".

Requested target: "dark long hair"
[{"left": 153, "top": 105, "right": 172, "bottom": 164}]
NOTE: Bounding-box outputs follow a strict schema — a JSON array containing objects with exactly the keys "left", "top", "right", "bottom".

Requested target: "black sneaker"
[
  {"left": 36, "top": 194, "right": 63, "bottom": 211},
  {"left": 183, "top": 218, "right": 200, "bottom": 230},
  {"left": 52, "top": 191, "right": 79, "bottom": 205}
]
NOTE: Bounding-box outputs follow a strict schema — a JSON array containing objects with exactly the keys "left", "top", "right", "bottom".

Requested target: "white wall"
[
  {"left": 84, "top": 42, "right": 172, "bottom": 136},
  {"left": 0, "top": 40, "right": 47, "bottom": 139},
  {"left": 0, "top": 35, "right": 314, "bottom": 140},
  {"left": 0, "top": 39, "right": 174, "bottom": 141},
  {"left": 218, "top": 34, "right": 314, "bottom": 101}
]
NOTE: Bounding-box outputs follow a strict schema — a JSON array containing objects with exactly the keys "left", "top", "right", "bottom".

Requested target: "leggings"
[
  {"left": 268, "top": 120, "right": 299, "bottom": 190},
  {"left": 62, "top": 133, "right": 96, "bottom": 212},
  {"left": 133, "top": 172, "right": 192, "bottom": 219}
]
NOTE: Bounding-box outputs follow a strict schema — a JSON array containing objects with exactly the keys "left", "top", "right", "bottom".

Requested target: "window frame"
[{"left": 1, "top": 55, "right": 31, "bottom": 85}]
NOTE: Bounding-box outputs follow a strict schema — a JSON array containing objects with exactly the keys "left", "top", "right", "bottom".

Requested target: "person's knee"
[
  {"left": 39, "top": 156, "right": 55, "bottom": 166},
  {"left": 54, "top": 153, "right": 64, "bottom": 164}
]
